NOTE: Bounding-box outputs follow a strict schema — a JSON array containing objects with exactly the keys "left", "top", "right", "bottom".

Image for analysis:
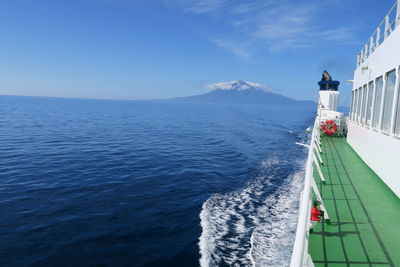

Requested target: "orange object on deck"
[{"left": 311, "top": 206, "right": 321, "bottom": 222}]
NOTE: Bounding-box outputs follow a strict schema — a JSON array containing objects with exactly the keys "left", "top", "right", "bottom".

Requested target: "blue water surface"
[{"left": 0, "top": 96, "right": 315, "bottom": 266}]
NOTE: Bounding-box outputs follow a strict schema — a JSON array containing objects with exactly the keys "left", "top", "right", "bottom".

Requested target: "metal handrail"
[
  {"left": 357, "top": 0, "right": 400, "bottom": 66},
  {"left": 289, "top": 118, "right": 319, "bottom": 267}
]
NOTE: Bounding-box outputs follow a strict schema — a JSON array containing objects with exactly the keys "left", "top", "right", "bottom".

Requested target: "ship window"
[
  {"left": 361, "top": 84, "right": 367, "bottom": 124},
  {"left": 381, "top": 70, "right": 396, "bottom": 133},
  {"left": 366, "top": 81, "right": 374, "bottom": 126},
  {"left": 357, "top": 87, "right": 363, "bottom": 123},
  {"left": 355, "top": 89, "right": 360, "bottom": 121},
  {"left": 356, "top": 88, "right": 361, "bottom": 122},
  {"left": 394, "top": 70, "right": 400, "bottom": 137},
  {"left": 353, "top": 89, "right": 359, "bottom": 121},
  {"left": 350, "top": 91, "right": 355, "bottom": 120},
  {"left": 372, "top": 77, "right": 384, "bottom": 129},
  {"left": 351, "top": 90, "right": 356, "bottom": 120}
]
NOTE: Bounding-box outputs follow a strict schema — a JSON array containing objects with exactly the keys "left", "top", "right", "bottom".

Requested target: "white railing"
[
  {"left": 357, "top": 0, "right": 400, "bottom": 67},
  {"left": 289, "top": 118, "right": 320, "bottom": 267}
]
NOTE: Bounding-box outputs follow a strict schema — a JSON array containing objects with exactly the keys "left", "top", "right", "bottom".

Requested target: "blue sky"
[{"left": 0, "top": 0, "right": 396, "bottom": 104}]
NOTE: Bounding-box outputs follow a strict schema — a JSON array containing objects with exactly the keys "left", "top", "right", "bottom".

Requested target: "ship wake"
[{"left": 199, "top": 157, "right": 305, "bottom": 266}]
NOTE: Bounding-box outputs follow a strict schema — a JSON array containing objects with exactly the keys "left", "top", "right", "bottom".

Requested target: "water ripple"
[{"left": 0, "top": 96, "right": 314, "bottom": 266}]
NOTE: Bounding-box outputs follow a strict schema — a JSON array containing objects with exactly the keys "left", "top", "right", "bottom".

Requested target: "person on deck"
[{"left": 310, "top": 201, "right": 324, "bottom": 233}]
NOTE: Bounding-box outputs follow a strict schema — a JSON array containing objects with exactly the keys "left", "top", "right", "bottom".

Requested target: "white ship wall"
[
  {"left": 348, "top": 19, "right": 400, "bottom": 198},
  {"left": 319, "top": 91, "right": 339, "bottom": 111},
  {"left": 347, "top": 122, "right": 400, "bottom": 196},
  {"left": 353, "top": 30, "right": 400, "bottom": 87}
]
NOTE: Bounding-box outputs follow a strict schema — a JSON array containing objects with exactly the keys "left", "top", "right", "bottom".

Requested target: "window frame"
[
  {"left": 372, "top": 76, "right": 384, "bottom": 130},
  {"left": 350, "top": 90, "right": 355, "bottom": 121},
  {"left": 366, "top": 81, "right": 374, "bottom": 127},
  {"left": 357, "top": 87, "right": 363, "bottom": 123},
  {"left": 381, "top": 69, "right": 397, "bottom": 134},
  {"left": 354, "top": 88, "right": 359, "bottom": 122},
  {"left": 361, "top": 84, "right": 368, "bottom": 125},
  {"left": 393, "top": 68, "right": 400, "bottom": 138}
]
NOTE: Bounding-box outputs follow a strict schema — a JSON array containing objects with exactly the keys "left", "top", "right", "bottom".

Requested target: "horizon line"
[{"left": 0, "top": 92, "right": 316, "bottom": 103}]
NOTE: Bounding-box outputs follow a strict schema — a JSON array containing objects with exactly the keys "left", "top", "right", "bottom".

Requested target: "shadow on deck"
[{"left": 308, "top": 136, "right": 400, "bottom": 267}]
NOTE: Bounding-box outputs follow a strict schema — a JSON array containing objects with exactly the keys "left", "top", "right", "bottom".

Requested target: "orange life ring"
[{"left": 321, "top": 120, "right": 337, "bottom": 136}]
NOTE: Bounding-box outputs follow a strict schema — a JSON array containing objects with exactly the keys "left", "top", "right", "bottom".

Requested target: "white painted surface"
[
  {"left": 357, "top": 1, "right": 399, "bottom": 65},
  {"left": 290, "top": 119, "right": 319, "bottom": 267},
  {"left": 349, "top": 14, "right": 400, "bottom": 198},
  {"left": 319, "top": 91, "right": 339, "bottom": 110},
  {"left": 354, "top": 26, "right": 400, "bottom": 89},
  {"left": 347, "top": 122, "right": 400, "bottom": 197}
]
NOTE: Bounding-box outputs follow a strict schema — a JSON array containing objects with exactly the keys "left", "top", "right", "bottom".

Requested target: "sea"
[{"left": 0, "top": 95, "right": 315, "bottom": 266}]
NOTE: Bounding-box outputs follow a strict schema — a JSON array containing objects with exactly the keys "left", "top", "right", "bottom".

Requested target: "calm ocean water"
[{"left": 0, "top": 96, "right": 315, "bottom": 266}]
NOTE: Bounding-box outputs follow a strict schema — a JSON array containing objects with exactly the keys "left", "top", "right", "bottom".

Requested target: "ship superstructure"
[
  {"left": 348, "top": 0, "right": 400, "bottom": 197},
  {"left": 290, "top": 1, "right": 400, "bottom": 266}
]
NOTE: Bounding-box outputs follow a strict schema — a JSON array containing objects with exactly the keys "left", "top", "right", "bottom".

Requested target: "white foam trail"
[
  {"left": 198, "top": 157, "right": 305, "bottom": 267},
  {"left": 249, "top": 169, "right": 304, "bottom": 266},
  {"left": 295, "top": 142, "right": 309, "bottom": 148}
]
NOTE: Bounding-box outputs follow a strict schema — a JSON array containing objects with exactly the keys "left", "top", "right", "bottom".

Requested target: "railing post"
[
  {"left": 376, "top": 27, "right": 381, "bottom": 47},
  {"left": 384, "top": 16, "right": 391, "bottom": 38},
  {"left": 311, "top": 178, "right": 330, "bottom": 223},
  {"left": 397, "top": 0, "right": 400, "bottom": 27},
  {"left": 363, "top": 43, "right": 368, "bottom": 58},
  {"left": 289, "top": 120, "right": 318, "bottom": 267},
  {"left": 314, "top": 147, "right": 323, "bottom": 165},
  {"left": 369, "top": 37, "right": 374, "bottom": 55},
  {"left": 313, "top": 155, "right": 326, "bottom": 184},
  {"left": 360, "top": 50, "right": 364, "bottom": 63}
]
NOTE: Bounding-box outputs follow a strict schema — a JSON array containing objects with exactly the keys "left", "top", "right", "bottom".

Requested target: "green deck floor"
[{"left": 308, "top": 136, "right": 400, "bottom": 267}]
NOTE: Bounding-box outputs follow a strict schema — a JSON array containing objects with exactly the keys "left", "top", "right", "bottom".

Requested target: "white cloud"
[
  {"left": 212, "top": 39, "right": 252, "bottom": 60},
  {"left": 254, "top": 5, "right": 313, "bottom": 40},
  {"left": 163, "top": 0, "right": 356, "bottom": 56},
  {"left": 319, "top": 28, "right": 354, "bottom": 41},
  {"left": 245, "top": 81, "right": 272, "bottom": 91},
  {"left": 164, "top": 0, "right": 227, "bottom": 14}
]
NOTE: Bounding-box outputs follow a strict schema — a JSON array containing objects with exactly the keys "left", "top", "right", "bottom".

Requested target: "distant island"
[{"left": 167, "top": 80, "right": 315, "bottom": 106}]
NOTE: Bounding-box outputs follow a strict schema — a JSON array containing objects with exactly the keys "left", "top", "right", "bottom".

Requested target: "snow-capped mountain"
[
  {"left": 205, "top": 80, "right": 272, "bottom": 92},
  {"left": 169, "top": 80, "right": 314, "bottom": 106}
]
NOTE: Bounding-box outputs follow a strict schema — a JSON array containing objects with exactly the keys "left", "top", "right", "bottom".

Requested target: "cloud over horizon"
[{"left": 164, "top": 0, "right": 357, "bottom": 59}]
